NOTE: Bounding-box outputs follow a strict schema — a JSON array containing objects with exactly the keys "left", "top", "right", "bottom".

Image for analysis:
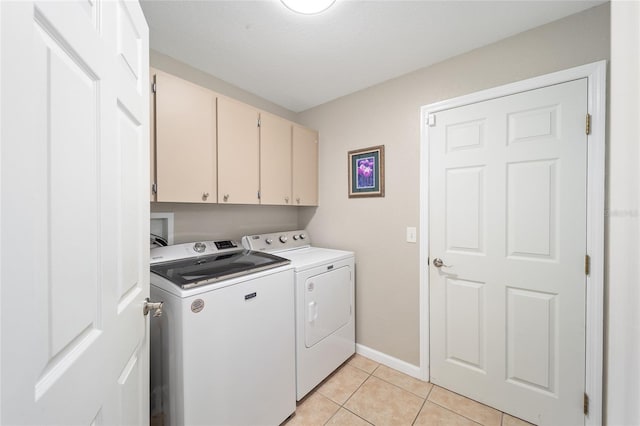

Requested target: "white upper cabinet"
[
  {"left": 152, "top": 68, "right": 217, "bottom": 203},
  {"left": 150, "top": 70, "right": 318, "bottom": 206},
  {"left": 292, "top": 125, "right": 319, "bottom": 206},
  {"left": 217, "top": 96, "right": 261, "bottom": 205},
  {"left": 260, "top": 112, "right": 293, "bottom": 205}
]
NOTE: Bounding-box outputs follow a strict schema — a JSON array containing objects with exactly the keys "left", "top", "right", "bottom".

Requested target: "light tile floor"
[{"left": 283, "top": 354, "right": 535, "bottom": 426}]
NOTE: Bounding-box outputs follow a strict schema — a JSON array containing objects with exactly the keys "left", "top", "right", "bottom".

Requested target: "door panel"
[
  {"left": 1, "top": 1, "right": 149, "bottom": 424},
  {"left": 305, "top": 267, "right": 351, "bottom": 347},
  {"left": 506, "top": 288, "right": 557, "bottom": 393},
  {"left": 445, "top": 277, "right": 485, "bottom": 372},
  {"left": 430, "top": 80, "right": 587, "bottom": 425},
  {"left": 507, "top": 160, "right": 557, "bottom": 259},
  {"left": 446, "top": 166, "right": 485, "bottom": 253}
]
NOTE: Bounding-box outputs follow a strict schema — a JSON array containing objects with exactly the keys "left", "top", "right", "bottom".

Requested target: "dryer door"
[{"left": 305, "top": 266, "right": 352, "bottom": 347}]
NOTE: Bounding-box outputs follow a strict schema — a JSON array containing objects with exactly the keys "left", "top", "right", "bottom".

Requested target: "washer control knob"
[
  {"left": 193, "top": 242, "right": 206, "bottom": 253},
  {"left": 293, "top": 235, "right": 299, "bottom": 240},
  {"left": 299, "top": 234, "right": 306, "bottom": 240},
  {"left": 265, "top": 238, "right": 273, "bottom": 245},
  {"left": 279, "top": 235, "right": 288, "bottom": 244}
]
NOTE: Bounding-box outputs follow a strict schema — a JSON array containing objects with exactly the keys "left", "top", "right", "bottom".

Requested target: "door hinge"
[
  {"left": 427, "top": 257, "right": 430, "bottom": 266},
  {"left": 427, "top": 114, "right": 436, "bottom": 127},
  {"left": 584, "top": 392, "right": 589, "bottom": 416},
  {"left": 257, "top": 117, "right": 261, "bottom": 127},
  {"left": 585, "top": 254, "right": 591, "bottom": 276},
  {"left": 257, "top": 190, "right": 261, "bottom": 199},
  {"left": 585, "top": 113, "right": 591, "bottom": 135},
  {"left": 152, "top": 182, "right": 157, "bottom": 194},
  {"left": 152, "top": 82, "right": 157, "bottom": 94}
]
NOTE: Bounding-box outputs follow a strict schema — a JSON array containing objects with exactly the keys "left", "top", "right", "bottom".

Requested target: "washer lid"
[{"left": 150, "top": 250, "right": 290, "bottom": 289}]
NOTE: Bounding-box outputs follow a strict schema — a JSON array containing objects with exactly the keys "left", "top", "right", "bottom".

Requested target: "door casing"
[{"left": 419, "top": 60, "right": 606, "bottom": 426}]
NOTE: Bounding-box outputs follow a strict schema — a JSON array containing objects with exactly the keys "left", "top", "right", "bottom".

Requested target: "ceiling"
[{"left": 141, "top": 0, "right": 606, "bottom": 113}]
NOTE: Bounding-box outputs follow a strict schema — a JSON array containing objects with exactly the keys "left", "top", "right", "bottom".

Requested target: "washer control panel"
[
  {"left": 242, "top": 230, "right": 311, "bottom": 252},
  {"left": 150, "top": 240, "right": 239, "bottom": 264}
]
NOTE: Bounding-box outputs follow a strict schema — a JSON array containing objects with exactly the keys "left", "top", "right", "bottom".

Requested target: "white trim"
[
  {"left": 355, "top": 344, "right": 422, "bottom": 379},
  {"left": 0, "top": 3, "right": 3, "bottom": 421},
  {"left": 419, "top": 60, "right": 606, "bottom": 426},
  {"left": 418, "top": 101, "right": 431, "bottom": 383}
]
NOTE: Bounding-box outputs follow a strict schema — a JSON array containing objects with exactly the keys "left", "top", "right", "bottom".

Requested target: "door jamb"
[{"left": 418, "top": 60, "right": 606, "bottom": 426}]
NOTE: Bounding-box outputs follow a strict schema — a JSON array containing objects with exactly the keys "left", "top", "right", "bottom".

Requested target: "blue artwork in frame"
[{"left": 348, "top": 145, "right": 385, "bottom": 198}]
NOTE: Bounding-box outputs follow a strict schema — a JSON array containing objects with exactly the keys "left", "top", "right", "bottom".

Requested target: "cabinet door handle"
[
  {"left": 202, "top": 192, "right": 210, "bottom": 200},
  {"left": 285, "top": 196, "right": 289, "bottom": 203},
  {"left": 223, "top": 194, "right": 229, "bottom": 202},
  {"left": 296, "top": 197, "right": 301, "bottom": 204}
]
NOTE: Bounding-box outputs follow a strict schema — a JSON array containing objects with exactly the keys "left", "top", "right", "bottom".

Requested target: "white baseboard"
[{"left": 355, "top": 344, "right": 423, "bottom": 380}]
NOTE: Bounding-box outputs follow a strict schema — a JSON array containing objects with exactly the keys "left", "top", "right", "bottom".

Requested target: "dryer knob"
[
  {"left": 193, "top": 242, "right": 206, "bottom": 253},
  {"left": 293, "top": 235, "right": 299, "bottom": 241},
  {"left": 279, "top": 236, "right": 288, "bottom": 243},
  {"left": 299, "top": 234, "right": 306, "bottom": 240},
  {"left": 265, "top": 238, "right": 273, "bottom": 245}
]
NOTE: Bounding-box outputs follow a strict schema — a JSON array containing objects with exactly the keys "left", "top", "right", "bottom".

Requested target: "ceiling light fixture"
[{"left": 281, "top": 0, "right": 336, "bottom": 15}]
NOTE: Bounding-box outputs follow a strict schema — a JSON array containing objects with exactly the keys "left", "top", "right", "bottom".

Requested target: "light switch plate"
[{"left": 406, "top": 226, "right": 417, "bottom": 243}]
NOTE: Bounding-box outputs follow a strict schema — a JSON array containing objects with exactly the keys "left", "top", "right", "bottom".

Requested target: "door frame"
[{"left": 419, "top": 60, "right": 606, "bottom": 426}]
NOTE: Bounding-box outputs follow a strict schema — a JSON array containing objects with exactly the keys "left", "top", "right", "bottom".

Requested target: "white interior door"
[
  {"left": 1, "top": 1, "right": 150, "bottom": 424},
  {"left": 429, "top": 80, "right": 588, "bottom": 425}
]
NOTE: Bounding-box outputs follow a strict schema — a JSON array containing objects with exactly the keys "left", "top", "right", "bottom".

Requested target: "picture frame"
[{"left": 348, "top": 145, "right": 385, "bottom": 198}]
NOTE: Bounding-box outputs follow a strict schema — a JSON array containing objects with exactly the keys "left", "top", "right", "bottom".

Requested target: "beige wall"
[
  {"left": 297, "top": 4, "right": 610, "bottom": 365},
  {"left": 151, "top": 50, "right": 297, "bottom": 121},
  {"left": 151, "top": 202, "right": 298, "bottom": 244}
]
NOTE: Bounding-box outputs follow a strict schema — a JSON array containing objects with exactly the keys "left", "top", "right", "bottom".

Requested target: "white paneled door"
[
  {"left": 429, "top": 80, "right": 587, "bottom": 425},
  {"left": 1, "top": 1, "right": 149, "bottom": 425}
]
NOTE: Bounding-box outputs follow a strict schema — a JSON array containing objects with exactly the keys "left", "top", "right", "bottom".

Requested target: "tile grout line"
[
  {"left": 317, "top": 361, "right": 378, "bottom": 405},
  {"left": 344, "top": 360, "right": 434, "bottom": 426},
  {"left": 370, "top": 371, "right": 434, "bottom": 399},
  {"left": 322, "top": 360, "right": 378, "bottom": 426},
  {"left": 410, "top": 380, "right": 438, "bottom": 425},
  {"left": 427, "top": 386, "right": 498, "bottom": 426},
  {"left": 410, "top": 392, "right": 429, "bottom": 425},
  {"left": 318, "top": 356, "right": 515, "bottom": 426}
]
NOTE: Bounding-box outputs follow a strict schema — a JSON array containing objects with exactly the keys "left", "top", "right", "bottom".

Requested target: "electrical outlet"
[{"left": 406, "top": 227, "right": 417, "bottom": 243}]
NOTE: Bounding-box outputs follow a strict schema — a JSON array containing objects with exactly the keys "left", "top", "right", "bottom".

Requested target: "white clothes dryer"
[{"left": 242, "top": 230, "right": 355, "bottom": 400}]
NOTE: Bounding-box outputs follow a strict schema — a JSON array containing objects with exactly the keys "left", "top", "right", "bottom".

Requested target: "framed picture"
[{"left": 348, "top": 145, "right": 385, "bottom": 198}]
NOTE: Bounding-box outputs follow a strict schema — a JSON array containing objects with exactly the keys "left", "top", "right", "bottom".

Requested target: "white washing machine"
[
  {"left": 149, "top": 239, "right": 296, "bottom": 426},
  {"left": 242, "top": 230, "right": 355, "bottom": 400}
]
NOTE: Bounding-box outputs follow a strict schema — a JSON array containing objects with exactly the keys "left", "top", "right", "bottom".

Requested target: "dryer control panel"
[{"left": 242, "top": 230, "right": 311, "bottom": 253}]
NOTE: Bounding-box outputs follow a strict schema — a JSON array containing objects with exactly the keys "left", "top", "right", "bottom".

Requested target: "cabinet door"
[
  {"left": 292, "top": 125, "right": 319, "bottom": 206},
  {"left": 218, "top": 97, "right": 260, "bottom": 204},
  {"left": 260, "top": 113, "right": 292, "bottom": 205},
  {"left": 155, "top": 70, "right": 217, "bottom": 203}
]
